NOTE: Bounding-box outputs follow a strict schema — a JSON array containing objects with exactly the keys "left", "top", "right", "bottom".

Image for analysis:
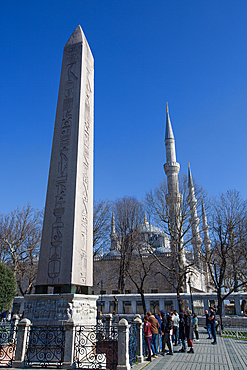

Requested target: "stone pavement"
[{"left": 133, "top": 328, "right": 247, "bottom": 370}]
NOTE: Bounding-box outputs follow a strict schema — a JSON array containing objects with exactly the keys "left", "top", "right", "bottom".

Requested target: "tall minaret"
[
  {"left": 201, "top": 195, "right": 211, "bottom": 257},
  {"left": 110, "top": 207, "right": 119, "bottom": 251},
  {"left": 164, "top": 104, "right": 184, "bottom": 263},
  {"left": 188, "top": 163, "right": 202, "bottom": 267},
  {"left": 201, "top": 195, "right": 211, "bottom": 289}
]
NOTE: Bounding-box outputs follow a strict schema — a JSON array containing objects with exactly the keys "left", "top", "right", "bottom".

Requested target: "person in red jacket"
[{"left": 144, "top": 315, "right": 152, "bottom": 361}]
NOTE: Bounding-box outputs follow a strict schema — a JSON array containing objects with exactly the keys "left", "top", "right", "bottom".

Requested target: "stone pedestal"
[
  {"left": 14, "top": 319, "right": 32, "bottom": 368},
  {"left": 23, "top": 293, "right": 97, "bottom": 326},
  {"left": 117, "top": 319, "right": 130, "bottom": 370}
]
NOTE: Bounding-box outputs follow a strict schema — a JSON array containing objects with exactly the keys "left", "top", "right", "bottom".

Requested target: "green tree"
[{"left": 0, "top": 263, "right": 17, "bottom": 312}]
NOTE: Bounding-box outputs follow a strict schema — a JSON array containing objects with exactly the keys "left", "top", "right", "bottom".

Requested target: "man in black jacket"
[
  {"left": 184, "top": 311, "right": 194, "bottom": 353},
  {"left": 161, "top": 312, "right": 173, "bottom": 355}
]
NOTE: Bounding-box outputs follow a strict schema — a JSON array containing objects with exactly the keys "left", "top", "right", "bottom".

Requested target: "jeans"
[
  {"left": 158, "top": 333, "right": 162, "bottom": 352},
  {"left": 151, "top": 333, "right": 158, "bottom": 355},
  {"left": 206, "top": 324, "right": 211, "bottom": 338},
  {"left": 211, "top": 323, "right": 216, "bottom": 343}
]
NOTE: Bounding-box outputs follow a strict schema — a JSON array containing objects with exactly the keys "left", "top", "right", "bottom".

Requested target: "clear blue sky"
[{"left": 1, "top": 0, "right": 247, "bottom": 214}]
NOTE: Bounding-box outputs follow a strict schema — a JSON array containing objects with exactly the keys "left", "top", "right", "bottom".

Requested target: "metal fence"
[
  {"left": 142, "top": 329, "right": 148, "bottom": 359},
  {"left": 221, "top": 327, "right": 247, "bottom": 340},
  {"left": 129, "top": 323, "right": 137, "bottom": 366},
  {"left": 0, "top": 321, "right": 18, "bottom": 367},
  {"left": 25, "top": 326, "right": 65, "bottom": 368},
  {"left": 74, "top": 324, "right": 118, "bottom": 370}
]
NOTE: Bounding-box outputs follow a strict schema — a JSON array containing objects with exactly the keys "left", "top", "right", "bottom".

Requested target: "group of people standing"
[{"left": 144, "top": 307, "right": 217, "bottom": 361}]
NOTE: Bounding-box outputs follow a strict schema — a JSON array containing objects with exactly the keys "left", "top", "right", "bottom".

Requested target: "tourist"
[
  {"left": 161, "top": 312, "right": 173, "bottom": 356},
  {"left": 192, "top": 313, "right": 199, "bottom": 341},
  {"left": 184, "top": 311, "right": 194, "bottom": 353},
  {"left": 144, "top": 315, "right": 152, "bottom": 362},
  {"left": 209, "top": 307, "right": 217, "bottom": 344},
  {"left": 178, "top": 312, "right": 187, "bottom": 352},
  {"left": 172, "top": 310, "right": 180, "bottom": 345},
  {"left": 147, "top": 311, "right": 159, "bottom": 358},
  {"left": 155, "top": 312, "right": 162, "bottom": 353},
  {"left": 205, "top": 310, "right": 211, "bottom": 338}
]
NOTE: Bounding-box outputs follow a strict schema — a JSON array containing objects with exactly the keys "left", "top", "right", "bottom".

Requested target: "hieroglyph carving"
[
  {"left": 48, "top": 43, "right": 81, "bottom": 281},
  {"left": 77, "top": 45, "right": 93, "bottom": 284}
]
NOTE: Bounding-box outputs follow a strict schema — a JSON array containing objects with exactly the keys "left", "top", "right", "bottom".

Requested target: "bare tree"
[
  {"left": 125, "top": 229, "right": 157, "bottom": 314},
  {"left": 207, "top": 190, "right": 247, "bottom": 328},
  {"left": 93, "top": 199, "right": 111, "bottom": 257},
  {"left": 0, "top": 204, "right": 42, "bottom": 295},
  {"left": 145, "top": 175, "right": 205, "bottom": 311},
  {"left": 113, "top": 197, "right": 144, "bottom": 294}
]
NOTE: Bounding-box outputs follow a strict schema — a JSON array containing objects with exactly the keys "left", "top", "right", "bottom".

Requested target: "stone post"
[
  {"left": 105, "top": 313, "right": 113, "bottom": 337},
  {"left": 222, "top": 302, "right": 226, "bottom": 315},
  {"left": 134, "top": 316, "right": 143, "bottom": 363},
  {"left": 146, "top": 300, "right": 150, "bottom": 313},
  {"left": 117, "top": 318, "right": 130, "bottom": 370},
  {"left": 62, "top": 319, "right": 76, "bottom": 369},
  {"left": 105, "top": 300, "right": 110, "bottom": 314},
  {"left": 159, "top": 299, "right": 164, "bottom": 312},
  {"left": 13, "top": 318, "right": 32, "bottom": 368},
  {"left": 234, "top": 298, "right": 241, "bottom": 316},
  {"left": 131, "top": 300, "right": 137, "bottom": 314},
  {"left": 118, "top": 300, "right": 123, "bottom": 314},
  {"left": 173, "top": 299, "right": 179, "bottom": 312},
  {"left": 12, "top": 314, "right": 20, "bottom": 342},
  {"left": 204, "top": 299, "right": 209, "bottom": 312}
]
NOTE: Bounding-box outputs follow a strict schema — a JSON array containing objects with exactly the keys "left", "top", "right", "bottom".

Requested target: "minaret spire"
[
  {"left": 111, "top": 206, "right": 116, "bottom": 234},
  {"left": 165, "top": 103, "right": 175, "bottom": 141},
  {"left": 188, "top": 162, "right": 194, "bottom": 188},
  {"left": 188, "top": 163, "right": 202, "bottom": 267}
]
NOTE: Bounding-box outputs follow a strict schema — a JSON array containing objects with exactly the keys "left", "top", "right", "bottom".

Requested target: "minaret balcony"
[{"left": 164, "top": 162, "right": 180, "bottom": 174}]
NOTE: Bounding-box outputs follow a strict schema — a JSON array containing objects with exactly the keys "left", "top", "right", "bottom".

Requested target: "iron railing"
[
  {"left": 0, "top": 321, "right": 18, "bottom": 367},
  {"left": 221, "top": 327, "right": 247, "bottom": 340},
  {"left": 25, "top": 326, "right": 65, "bottom": 368},
  {"left": 129, "top": 323, "right": 137, "bottom": 366},
  {"left": 142, "top": 329, "right": 148, "bottom": 359},
  {"left": 74, "top": 324, "right": 118, "bottom": 370}
]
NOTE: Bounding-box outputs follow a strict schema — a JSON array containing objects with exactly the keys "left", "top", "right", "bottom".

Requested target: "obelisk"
[{"left": 36, "top": 25, "right": 94, "bottom": 294}]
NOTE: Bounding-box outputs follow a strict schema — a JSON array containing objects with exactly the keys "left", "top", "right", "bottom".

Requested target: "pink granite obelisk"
[{"left": 36, "top": 25, "right": 94, "bottom": 294}]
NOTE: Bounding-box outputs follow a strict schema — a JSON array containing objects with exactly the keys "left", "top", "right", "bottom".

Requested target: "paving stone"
[{"left": 132, "top": 328, "right": 246, "bottom": 370}]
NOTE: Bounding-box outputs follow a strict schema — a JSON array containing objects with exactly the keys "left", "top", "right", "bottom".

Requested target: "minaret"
[
  {"left": 110, "top": 207, "right": 119, "bottom": 251},
  {"left": 188, "top": 163, "right": 202, "bottom": 267},
  {"left": 164, "top": 104, "right": 184, "bottom": 263},
  {"left": 201, "top": 195, "right": 211, "bottom": 289},
  {"left": 201, "top": 195, "right": 211, "bottom": 257}
]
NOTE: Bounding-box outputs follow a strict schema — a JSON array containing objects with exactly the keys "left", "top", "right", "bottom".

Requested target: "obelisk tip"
[{"left": 65, "top": 25, "right": 84, "bottom": 47}]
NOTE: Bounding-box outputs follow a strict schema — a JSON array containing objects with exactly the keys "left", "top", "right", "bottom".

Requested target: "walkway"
[{"left": 133, "top": 329, "right": 247, "bottom": 370}]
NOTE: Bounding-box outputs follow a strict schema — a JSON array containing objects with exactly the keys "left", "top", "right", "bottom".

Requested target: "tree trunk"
[
  {"left": 140, "top": 292, "right": 147, "bottom": 315},
  {"left": 177, "top": 291, "right": 185, "bottom": 312},
  {"left": 217, "top": 291, "right": 224, "bottom": 330}
]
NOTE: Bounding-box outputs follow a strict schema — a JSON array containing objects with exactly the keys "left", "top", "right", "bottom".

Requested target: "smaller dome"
[
  {"left": 154, "top": 246, "right": 171, "bottom": 255},
  {"left": 104, "top": 249, "right": 121, "bottom": 259}
]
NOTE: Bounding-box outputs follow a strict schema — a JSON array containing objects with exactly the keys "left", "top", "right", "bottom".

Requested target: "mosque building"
[{"left": 92, "top": 104, "right": 211, "bottom": 299}]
